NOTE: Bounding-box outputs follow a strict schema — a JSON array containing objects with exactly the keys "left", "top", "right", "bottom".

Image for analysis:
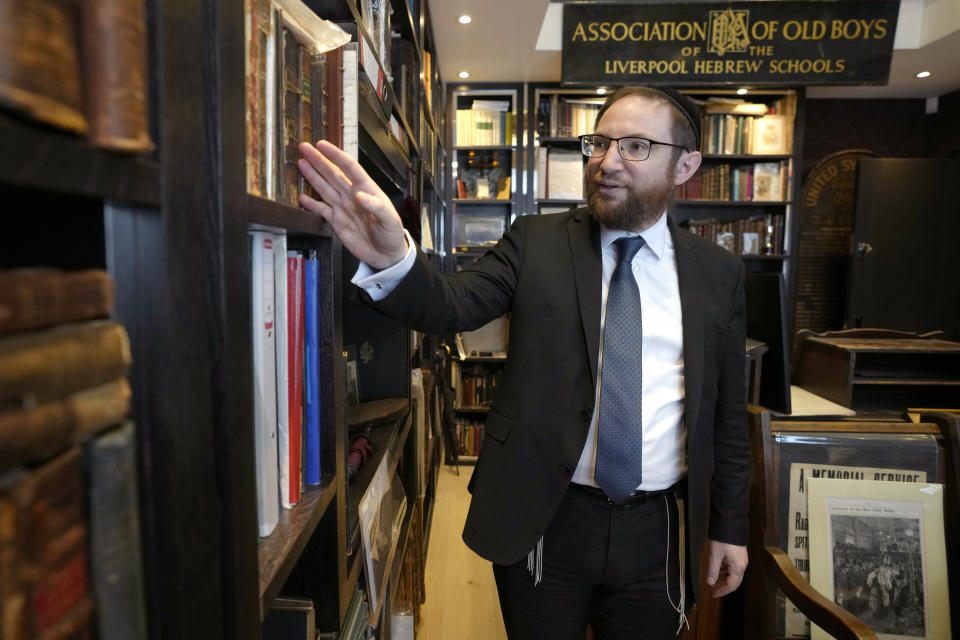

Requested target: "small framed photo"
[
  {"left": 751, "top": 114, "right": 788, "bottom": 154},
  {"left": 742, "top": 231, "right": 760, "bottom": 255},
  {"left": 808, "top": 479, "right": 951, "bottom": 640}
]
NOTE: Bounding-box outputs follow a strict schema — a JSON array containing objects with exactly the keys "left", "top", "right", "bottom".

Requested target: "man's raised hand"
[{"left": 298, "top": 140, "right": 408, "bottom": 270}]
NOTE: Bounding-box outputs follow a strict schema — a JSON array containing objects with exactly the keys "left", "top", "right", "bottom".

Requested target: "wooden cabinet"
[{"left": 795, "top": 332, "right": 960, "bottom": 411}]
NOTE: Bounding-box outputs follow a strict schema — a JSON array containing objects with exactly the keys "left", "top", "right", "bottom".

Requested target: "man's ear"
[{"left": 673, "top": 150, "right": 702, "bottom": 186}]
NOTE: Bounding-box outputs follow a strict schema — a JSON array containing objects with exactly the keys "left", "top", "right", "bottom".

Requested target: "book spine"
[
  {"left": 0, "top": 447, "right": 93, "bottom": 639},
  {"left": 245, "top": 0, "right": 265, "bottom": 195},
  {"left": 303, "top": 253, "right": 321, "bottom": 485},
  {"left": 273, "top": 233, "right": 291, "bottom": 509},
  {"left": 249, "top": 231, "right": 280, "bottom": 537},
  {"left": 81, "top": 0, "right": 153, "bottom": 152},
  {"left": 0, "top": 269, "right": 114, "bottom": 335},
  {"left": 286, "top": 252, "right": 304, "bottom": 503},
  {"left": 341, "top": 43, "right": 359, "bottom": 159},
  {"left": 0, "top": 378, "right": 131, "bottom": 471},
  {"left": 0, "top": 0, "right": 88, "bottom": 134},
  {"left": 0, "top": 320, "right": 131, "bottom": 405},
  {"left": 324, "top": 46, "right": 343, "bottom": 150},
  {"left": 85, "top": 422, "right": 148, "bottom": 640},
  {"left": 279, "top": 25, "right": 302, "bottom": 207}
]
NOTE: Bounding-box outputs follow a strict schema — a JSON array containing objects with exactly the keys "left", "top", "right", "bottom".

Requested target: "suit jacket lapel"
[
  {"left": 671, "top": 221, "right": 705, "bottom": 437},
  {"left": 569, "top": 210, "right": 603, "bottom": 389}
]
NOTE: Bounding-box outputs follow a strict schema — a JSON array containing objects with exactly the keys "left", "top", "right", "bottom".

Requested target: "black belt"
[{"left": 568, "top": 482, "right": 676, "bottom": 507}]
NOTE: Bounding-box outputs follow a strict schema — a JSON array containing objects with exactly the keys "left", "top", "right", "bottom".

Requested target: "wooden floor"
[{"left": 418, "top": 465, "right": 507, "bottom": 640}]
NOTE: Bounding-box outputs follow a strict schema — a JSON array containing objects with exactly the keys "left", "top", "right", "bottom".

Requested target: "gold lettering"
[
  {"left": 588, "top": 22, "right": 600, "bottom": 41},
  {"left": 572, "top": 21, "right": 588, "bottom": 41},
  {"left": 874, "top": 18, "right": 888, "bottom": 39},
  {"left": 629, "top": 22, "right": 644, "bottom": 41},
  {"left": 599, "top": 22, "right": 611, "bottom": 41},
  {"left": 611, "top": 22, "right": 629, "bottom": 41}
]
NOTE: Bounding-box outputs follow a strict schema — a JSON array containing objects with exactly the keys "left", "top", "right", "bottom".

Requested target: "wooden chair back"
[{"left": 743, "top": 406, "right": 959, "bottom": 640}]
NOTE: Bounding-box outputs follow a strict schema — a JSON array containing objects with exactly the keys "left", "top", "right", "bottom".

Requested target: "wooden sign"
[{"left": 562, "top": 1, "right": 900, "bottom": 86}]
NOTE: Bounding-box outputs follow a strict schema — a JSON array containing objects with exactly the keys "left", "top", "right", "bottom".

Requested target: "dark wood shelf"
[
  {"left": 675, "top": 199, "right": 791, "bottom": 206},
  {"left": 452, "top": 145, "right": 514, "bottom": 151},
  {"left": 701, "top": 153, "right": 793, "bottom": 161},
  {"left": 852, "top": 379, "right": 960, "bottom": 386},
  {"left": 461, "top": 355, "right": 507, "bottom": 363},
  {"left": 342, "top": 406, "right": 413, "bottom": 607},
  {"left": 454, "top": 406, "right": 491, "bottom": 414},
  {"left": 245, "top": 194, "right": 333, "bottom": 236},
  {"left": 536, "top": 198, "right": 585, "bottom": 205},
  {"left": 258, "top": 479, "right": 337, "bottom": 612},
  {"left": 0, "top": 113, "right": 160, "bottom": 206},
  {"left": 453, "top": 198, "right": 512, "bottom": 204}
]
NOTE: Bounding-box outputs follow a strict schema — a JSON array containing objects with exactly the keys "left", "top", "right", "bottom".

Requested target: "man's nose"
[{"left": 599, "top": 144, "right": 624, "bottom": 171}]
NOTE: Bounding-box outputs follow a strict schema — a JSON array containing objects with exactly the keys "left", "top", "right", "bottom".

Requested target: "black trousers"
[{"left": 493, "top": 484, "right": 685, "bottom": 640}]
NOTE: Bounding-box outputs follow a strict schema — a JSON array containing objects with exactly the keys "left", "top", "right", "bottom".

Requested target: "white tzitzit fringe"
[
  {"left": 665, "top": 494, "right": 690, "bottom": 634},
  {"left": 526, "top": 536, "right": 544, "bottom": 586}
]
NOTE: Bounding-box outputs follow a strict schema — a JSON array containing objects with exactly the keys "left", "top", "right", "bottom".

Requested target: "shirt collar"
[{"left": 600, "top": 211, "right": 669, "bottom": 261}]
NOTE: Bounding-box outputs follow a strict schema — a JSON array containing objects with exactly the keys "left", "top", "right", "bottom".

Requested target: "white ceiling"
[{"left": 430, "top": 0, "right": 960, "bottom": 100}]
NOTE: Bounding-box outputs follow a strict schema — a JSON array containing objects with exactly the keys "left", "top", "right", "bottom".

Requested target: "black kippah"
[{"left": 650, "top": 87, "right": 702, "bottom": 152}]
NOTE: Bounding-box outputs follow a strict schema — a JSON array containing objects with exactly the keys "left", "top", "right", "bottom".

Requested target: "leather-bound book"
[
  {"left": 278, "top": 23, "right": 302, "bottom": 208},
  {"left": 0, "top": 0, "right": 88, "bottom": 134},
  {"left": 0, "top": 269, "right": 113, "bottom": 335},
  {"left": 0, "top": 379, "right": 132, "bottom": 472},
  {"left": 0, "top": 320, "right": 132, "bottom": 405},
  {"left": 0, "top": 447, "right": 93, "bottom": 640},
  {"left": 85, "top": 422, "right": 147, "bottom": 640},
  {"left": 81, "top": 0, "right": 153, "bottom": 152}
]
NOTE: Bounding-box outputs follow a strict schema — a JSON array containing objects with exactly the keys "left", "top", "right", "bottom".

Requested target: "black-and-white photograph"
[{"left": 831, "top": 515, "right": 926, "bottom": 638}]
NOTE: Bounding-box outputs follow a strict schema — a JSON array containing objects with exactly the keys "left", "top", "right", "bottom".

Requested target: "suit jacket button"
[{"left": 559, "top": 464, "right": 572, "bottom": 477}]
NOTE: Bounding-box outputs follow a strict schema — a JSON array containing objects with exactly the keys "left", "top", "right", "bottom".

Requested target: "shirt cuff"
[{"left": 351, "top": 229, "right": 416, "bottom": 301}]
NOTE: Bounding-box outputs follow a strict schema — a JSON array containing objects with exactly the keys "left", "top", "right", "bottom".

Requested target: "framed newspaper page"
[{"left": 808, "top": 479, "right": 951, "bottom": 640}]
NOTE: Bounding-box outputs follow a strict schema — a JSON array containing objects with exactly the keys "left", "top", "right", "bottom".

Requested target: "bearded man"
[{"left": 297, "top": 85, "right": 749, "bottom": 640}]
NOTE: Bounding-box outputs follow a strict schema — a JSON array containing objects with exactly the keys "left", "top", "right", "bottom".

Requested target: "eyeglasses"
[{"left": 578, "top": 134, "right": 689, "bottom": 162}]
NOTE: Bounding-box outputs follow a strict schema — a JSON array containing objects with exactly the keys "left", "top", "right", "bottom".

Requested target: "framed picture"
[
  {"left": 751, "top": 114, "right": 788, "bottom": 154},
  {"left": 808, "top": 479, "right": 951, "bottom": 640}
]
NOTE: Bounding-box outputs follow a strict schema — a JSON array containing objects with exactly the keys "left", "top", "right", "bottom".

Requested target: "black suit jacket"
[{"left": 371, "top": 208, "right": 749, "bottom": 602}]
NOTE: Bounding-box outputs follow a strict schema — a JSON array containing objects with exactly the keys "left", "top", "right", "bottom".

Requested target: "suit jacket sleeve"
[
  {"left": 363, "top": 216, "right": 527, "bottom": 334},
  {"left": 707, "top": 258, "right": 750, "bottom": 546}
]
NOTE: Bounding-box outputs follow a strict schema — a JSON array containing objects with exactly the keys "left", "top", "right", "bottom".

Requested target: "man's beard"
[{"left": 586, "top": 165, "right": 677, "bottom": 232}]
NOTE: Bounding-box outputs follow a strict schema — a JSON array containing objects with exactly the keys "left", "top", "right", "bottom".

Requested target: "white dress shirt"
[
  {"left": 353, "top": 215, "right": 686, "bottom": 491},
  {"left": 571, "top": 212, "right": 686, "bottom": 491}
]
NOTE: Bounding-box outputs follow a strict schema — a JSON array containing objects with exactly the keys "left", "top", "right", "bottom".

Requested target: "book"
[
  {"left": 0, "top": 320, "right": 131, "bottom": 405},
  {"left": 279, "top": 22, "right": 303, "bottom": 207},
  {"left": 286, "top": 251, "right": 304, "bottom": 505},
  {"left": 262, "top": 597, "right": 315, "bottom": 639},
  {"left": 0, "top": 378, "right": 131, "bottom": 471},
  {"left": 324, "top": 45, "right": 343, "bottom": 150},
  {"left": 85, "top": 422, "right": 148, "bottom": 640},
  {"left": 751, "top": 114, "right": 788, "bottom": 154},
  {"left": 249, "top": 230, "right": 280, "bottom": 537},
  {"left": 272, "top": 232, "right": 291, "bottom": 509},
  {"left": 81, "top": 0, "right": 154, "bottom": 152},
  {"left": 303, "top": 251, "right": 321, "bottom": 485},
  {"left": 245, "top": 0, "right": 267, "bottom": 196},
  {"left": 753, "top": 161, "right": 783, "bottom": 201},
  {"left": 546, "top": 149, "right": 584, "bottom": 200},
  {"left": 0, "top": 447, "right": 93, "bottom": 640},
  {"left": 342, "top": 43, "right": 359, "bottom": 158},
  {"left": 0, "top": 269, "right": 113, "bottom": 334},
  {"left": 0, "top": 0, "right": 88, "bottom": 134}
]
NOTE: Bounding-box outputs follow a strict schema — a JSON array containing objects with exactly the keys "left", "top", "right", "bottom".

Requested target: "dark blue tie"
[{"left": 596, "top": 236, "right": 646, "bottom": 503}]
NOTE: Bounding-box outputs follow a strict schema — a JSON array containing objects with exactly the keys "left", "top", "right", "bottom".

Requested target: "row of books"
[
  {"left": 0, "top": 0, "right": 152, "bottom": 153},
  {"left": 245, "top": 0, "right": 356, "bottom": 205},
  {"left": 455, "top": 104, "right": 516, "bottom": 146},
  {"left": 456, "top": 366, "right": 502, "bottom": 408},
  {"left": 455, "top": 418, "right": 485, "bottom": 457},
  {"left": 703, "top": 113, "right": 791, "bottom": 155},
  {"left": 535, "top": 147, "right": 585, "bottom": 201},
  {"left": 249, "top": 230, "right": 328, "bottom": 538},
  {"left": 536, "top": 95, "right": 604, "bottom": 139},
  {"left": 0, "top": 269, "right": 146, "bottom": 639},
  {"left": 676, "top": 160, "right": 790, "bottom": 202},
  {"left": 533, "top": 94, "right": 795, "bottom": 156},
  {"left": 685, "top": 214, "right": 785, "bottom": 256}
]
